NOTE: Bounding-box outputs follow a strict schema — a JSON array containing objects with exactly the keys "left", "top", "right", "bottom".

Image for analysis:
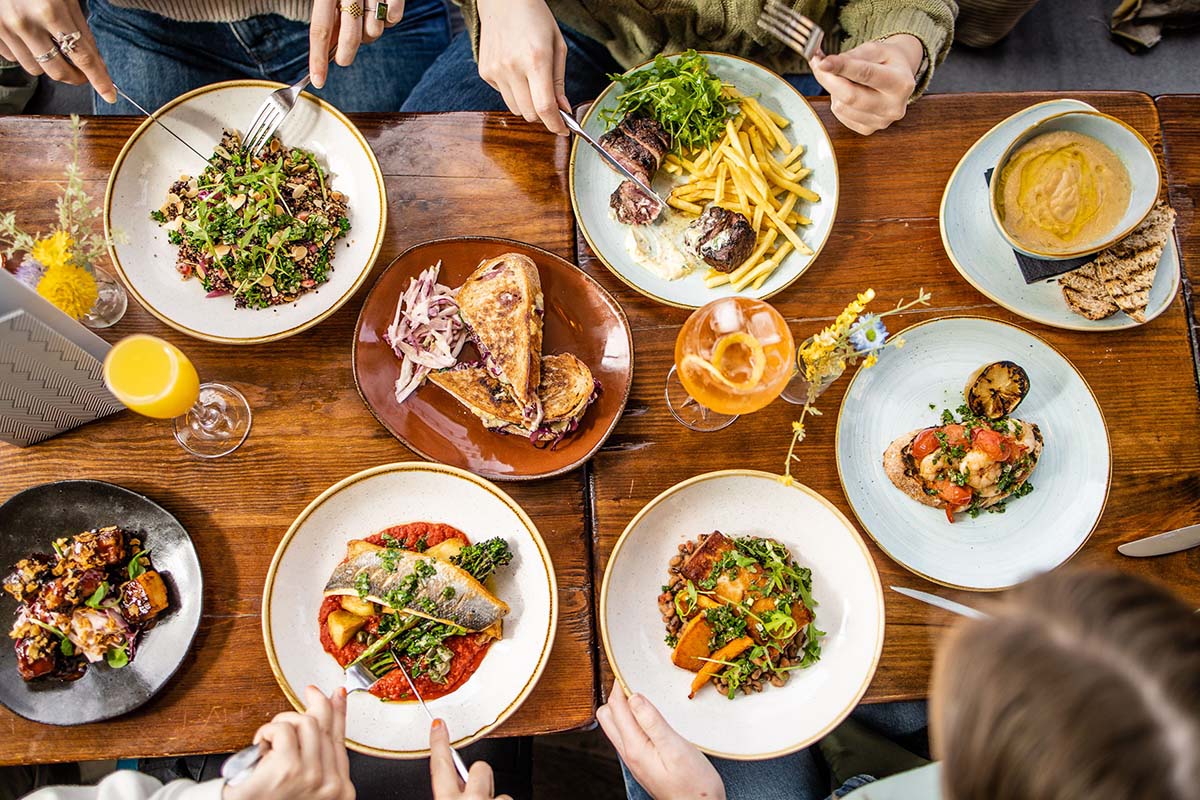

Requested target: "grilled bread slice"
[
  {"left": 1059, "top": 262, "right": 1119, "bottom": 321},
  {"left": 455, "top": 253, "right": 544, "bottom": 419},
  {"left": 1092, "top": 202, "right": 1176, "bottom": 323}
]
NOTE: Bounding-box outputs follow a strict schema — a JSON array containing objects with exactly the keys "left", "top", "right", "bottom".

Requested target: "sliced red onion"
[{"left": 385, "top": 261, "right": 467, "bottom": 404}]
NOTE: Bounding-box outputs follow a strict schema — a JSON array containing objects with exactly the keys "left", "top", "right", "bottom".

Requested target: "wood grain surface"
[
  {"left": 1157, "top": 95, "right": 1200, "bottom": 369},
  {"left": 0, "top": 114, "right": 595, "bottom": 765},
  {"left": 580, "top": 92, "right": 1200, "bottom": 702}
]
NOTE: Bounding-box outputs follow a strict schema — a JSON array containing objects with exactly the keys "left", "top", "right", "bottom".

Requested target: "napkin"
[{"left": 984, "top": 169, "right": 1092, "bottom": 283}]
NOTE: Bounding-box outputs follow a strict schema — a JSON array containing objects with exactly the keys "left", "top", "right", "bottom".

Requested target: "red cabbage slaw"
[{"left": 385, "top": 262, "right": 467, "bottom": 403}]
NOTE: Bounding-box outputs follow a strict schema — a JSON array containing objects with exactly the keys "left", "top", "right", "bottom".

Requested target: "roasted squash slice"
[
  {"left": 689, "top": 636, "right": 755, "bottom": 698},
  {"left": 672, "top": 614, "right": 716, "bottom": 672}
]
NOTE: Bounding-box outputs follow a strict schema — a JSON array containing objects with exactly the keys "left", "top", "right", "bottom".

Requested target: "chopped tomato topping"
[
  {"left": 911, "top": 429, "right": 941, "bottom": 460},
  {"left": 971, "top": 427, "right": 1025, "bottom": 462},
  {"left": 933, "top": 480, "right": 973, "bottom": 516},
  {"left": 942, "top": 424, "right": 970, "bottom": 448}
]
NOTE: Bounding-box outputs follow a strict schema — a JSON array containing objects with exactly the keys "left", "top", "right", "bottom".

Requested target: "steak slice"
[
  {"left": 611, "top": 180, "right": 662, "bottom": 225},
  {"left": 685, "top": 206, "right": 756, "bottom": 272}
]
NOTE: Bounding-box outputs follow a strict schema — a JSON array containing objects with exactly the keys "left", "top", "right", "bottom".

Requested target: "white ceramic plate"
[
  {"left": 940, "top": 99, "right": 1179, "bottom": 331},
  {"left": 570, "top": 53, "right": 838, "bottom": 309},
  {"left": 105, "top": 80, "right": 386, "bottom": 344},
  {"left": 836, "top": 317, "right": 1110, "bottom": 591},
  {"left": 600, "top": 470, "right": 883, "bottom": 760},
  {"left": 263, "top": 462, "right": 557, "bottom": 758}
]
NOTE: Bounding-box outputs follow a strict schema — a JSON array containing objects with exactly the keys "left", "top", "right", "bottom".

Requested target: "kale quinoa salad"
[{"left": 151, "top": 130, "right": 350, "bottom": 310}]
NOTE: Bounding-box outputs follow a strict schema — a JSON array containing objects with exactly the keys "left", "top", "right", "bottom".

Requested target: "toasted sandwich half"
[
  {"left": 455, "top": 253, "right": 544, "bottom": 424},
  {"left": 430, "top": 353, "right": 596, "bottom": 443}
]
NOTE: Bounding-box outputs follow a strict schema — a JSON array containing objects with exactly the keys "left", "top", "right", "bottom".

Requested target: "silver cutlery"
[
  {"left": 242, "top": 47, "right": 336, "bottom": 157},
  {"left": 393, "top": 653, "right": 471, "bottom": 783},
  {"left": 756, "top": 0, "right": 826, "bottom": 62},
  {"left": 558, "top": 109, "right": 667, "bottom": 210},
  {"left": 220, "top": 662, "right": 382, "bottom": 786},
  {"left": 1118, "top": 522, "right": 1200, "bottom": 557},
  {"left": 891, "top": 586, "right": 989, "bottom": 619}
]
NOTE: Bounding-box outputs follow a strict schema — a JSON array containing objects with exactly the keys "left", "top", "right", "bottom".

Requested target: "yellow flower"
[
  {"left": 791, "top": 420, "right": 805, "bottom": 436},
  {"left": 776, "top": 473, "right": 795, "bottom": 487},
  {"left": 31, "top": 231, "right": 73, "bottom": 270},
  {"left": 863, "top": 353, "right": 879, "bottom": 368},
  {"left": 893, "top": 337, "right": 906, "bottom": 349},
  {"left": 37, "top": 262, "right": 97, "bottom": 320},
  {"left": 858, "top": 288, "right": 876, "bottom": 305}
]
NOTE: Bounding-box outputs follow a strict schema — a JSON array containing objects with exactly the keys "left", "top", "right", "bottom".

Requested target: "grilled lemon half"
[{"left": 965, "top": 361, "right": 1030, "bottom": 419}]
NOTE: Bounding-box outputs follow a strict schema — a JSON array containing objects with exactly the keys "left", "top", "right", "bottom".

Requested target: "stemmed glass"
[
  {"left": 665, "top": 297, "right": 795, "bottom": 431},
  {"left": 102, "top": 334, "right": 252, "bottom": 458}
]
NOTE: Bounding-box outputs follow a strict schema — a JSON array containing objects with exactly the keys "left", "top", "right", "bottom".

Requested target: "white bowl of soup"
[{"left": 989, "top": 110, "right": 1159, "bottom": 260}]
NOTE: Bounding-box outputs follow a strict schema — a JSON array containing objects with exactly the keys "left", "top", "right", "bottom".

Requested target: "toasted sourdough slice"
[
  {"left": 1091, "top": 202, "right": 1177, "bottom": 323},
  {"left": 429, "top": 353, "right": 594, "bottom": 441},
  {"left": 455, "top": 253, "right": 544, "bottom": 418},
  {"left": 1059, "top": 262, "right": 1119, "bottom": 321},
  {"left": 882, "top": 420, "right": 1043, "bottom": 512}
]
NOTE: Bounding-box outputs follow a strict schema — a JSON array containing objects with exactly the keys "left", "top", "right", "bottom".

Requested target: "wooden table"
[
  {"left": 2, "top": 91, "right": 1199, "bottom": 764},
  {"left": 1157, "top": 94, "right": 1200, "bottom": 368},
  {"left": 578, "top": 91, "right": 1200, "bottom": 701},
  {"left": 0, "top": 114, "right": 596, "bottom": 765}
]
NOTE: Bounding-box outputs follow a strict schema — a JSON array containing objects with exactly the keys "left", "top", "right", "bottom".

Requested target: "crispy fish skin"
[{"left": 323, "top": 550, "right": 509, "bottom": 632}]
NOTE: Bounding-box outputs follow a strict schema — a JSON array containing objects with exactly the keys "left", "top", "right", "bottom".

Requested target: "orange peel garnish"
[{"left": 681, "top": 332, "right": 766, "bottom": 393}]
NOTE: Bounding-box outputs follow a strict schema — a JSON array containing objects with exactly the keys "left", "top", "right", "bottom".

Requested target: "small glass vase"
[
  {"left": 80, "top": 266, "right": 128, "bottom": 329},
  {"left": 780, "top": 336, "right": 846, "bottom": 405}
]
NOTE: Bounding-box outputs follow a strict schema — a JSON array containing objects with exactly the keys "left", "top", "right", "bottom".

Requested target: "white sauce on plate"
[{"left": 622, "top": 212, "right": 701, "bottom": 281}]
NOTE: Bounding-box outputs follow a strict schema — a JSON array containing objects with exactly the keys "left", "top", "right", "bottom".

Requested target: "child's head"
[{"left": 930, "top": 569, "right": 1200, "bottom": 800}]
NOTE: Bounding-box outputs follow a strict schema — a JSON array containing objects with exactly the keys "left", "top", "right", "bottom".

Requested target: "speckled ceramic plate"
[
  {"left": 835, "top": 317, "right": 1110, "bottom": 591},
  {"left": 105, "top": 80, "right": 386, "bottom": 344},
  {"left": 353, "top": 237, "right": 633, "bottom": 481},
  {"left": 600, "top": 470, "right": 883, "bottom": 760},
  {"left": 0, "top": 480, "right": 202, "bottom": 725},
  {"left": 263, "top": 462, "right": 557, "bottom": 758},
  {"left": 940, "top": 99, "right": 1179, "bottom": 331},
  {"left": 570, "top": 53, "right": 839, "bottom": 309}
]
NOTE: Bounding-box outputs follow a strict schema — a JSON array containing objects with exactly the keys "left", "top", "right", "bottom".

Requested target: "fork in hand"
[
  {"left": 757, "top": 0, "right": 826, "bottom": 62},
  {"left": 242, "top": 46, "right": 336, "bottom": 156}
]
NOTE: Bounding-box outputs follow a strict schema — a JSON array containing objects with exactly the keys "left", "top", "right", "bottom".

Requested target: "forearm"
[{"left": 837, "top": 0, "right": 957, "bottom": 96}]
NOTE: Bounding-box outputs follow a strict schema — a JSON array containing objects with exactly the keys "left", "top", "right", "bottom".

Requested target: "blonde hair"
[{"left": 933, "top": 569, "right": 1200, "bottom": 800}]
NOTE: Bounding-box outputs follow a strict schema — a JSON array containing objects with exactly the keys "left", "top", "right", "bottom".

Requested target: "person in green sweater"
[{"left": 401, "top": 0, "right": 957, "bottom": 136}]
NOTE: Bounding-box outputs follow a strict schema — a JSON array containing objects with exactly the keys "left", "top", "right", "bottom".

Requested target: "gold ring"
[{"left": 340, "top": 2, "right": 363, "bottom": 17}]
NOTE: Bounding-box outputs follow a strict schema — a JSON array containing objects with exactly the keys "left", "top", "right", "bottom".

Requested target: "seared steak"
[
  {"left": 600, "top": 116, "right": 671, "bottom": 226},
  {"left": 685, "top": 206, "right": 756, "bottom": 272}
]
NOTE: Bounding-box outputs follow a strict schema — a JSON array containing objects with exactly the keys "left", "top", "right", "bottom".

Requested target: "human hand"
[
  {"left": 430, "top": 719, "right": 513, "bottom": 800},
  {"left": 309, "top": 0, "right": 406, "bottom": 89},
  {"left": 476, "top": 0, "right": 569, "bottom": 135},
  {"left": 596, "top": 682, "right": 725, "bottom": 800},
  {"left": 811, "top": 34, "right": 924, "bottom": 135},
  {"left": 0, "top": 0, "right": 115, "bottom": 103},
  {"left": 223, "top": 686, "right": 354, "bottom": 800}
]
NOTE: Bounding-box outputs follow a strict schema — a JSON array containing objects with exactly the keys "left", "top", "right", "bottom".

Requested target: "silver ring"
[
  {"left": 35, "top": 45, "right": 62, "bottom": 64},
  {"left": 54, "top": 31, "right": 82, "bottom": 54}
]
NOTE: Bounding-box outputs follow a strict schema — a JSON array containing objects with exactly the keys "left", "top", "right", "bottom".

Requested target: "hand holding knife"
[{"left": 559, "top": 109, "right": 668, "bottom": 211}]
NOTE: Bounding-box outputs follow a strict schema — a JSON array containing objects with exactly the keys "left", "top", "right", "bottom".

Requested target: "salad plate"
[
  {"left": 0, "top": 480, "right": 202, "bottom": 725},
  {"left": 836, "top": 317, "right": 1110, "bottom": 590},
  {"left": 940, "top": 99, "right": 1179, "bottom": 331},
  {"left": 263, "top": 462, "right": 557, "bottom": 758},
  {"left": 105, "top": 80, "right": 386, "bottom": 344},
  {"left": 353, "top": 237, "right": 633, "bottom": 481},
  {"left": 570, "top": 52, "right": 838, "bottom": 309},
  {"left": 600, "top": 470, "right": 883, "bottom": 760}
]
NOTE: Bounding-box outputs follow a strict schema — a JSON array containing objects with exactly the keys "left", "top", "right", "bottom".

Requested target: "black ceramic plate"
[{"left": 0, "top": 480, "right": 203, "bottom": 725}]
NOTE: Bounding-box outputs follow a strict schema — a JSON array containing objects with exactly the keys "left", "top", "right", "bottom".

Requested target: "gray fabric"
[
  {"left": 1110, "top": 0, "right": 1200, "bottom": 50},
  {"left": 0, "top": 59, "right": 37, "bottom": 114}
]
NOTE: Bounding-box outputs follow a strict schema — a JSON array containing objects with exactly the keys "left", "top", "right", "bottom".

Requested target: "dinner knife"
[
  {"left": 558, "top": 109, "right": 667, "bottom": 210},
  {"left": 113, "top": 86, "right": 210, "bottom": 164},
  {"left": 1118, "top": 522, "right": 1200, "bottom": 557},
  {"left": 890, "top": 586, "right": 989, "bottom": 619},
  {"left": 392, "top": 652, "right": 471, "bottom": 783}
]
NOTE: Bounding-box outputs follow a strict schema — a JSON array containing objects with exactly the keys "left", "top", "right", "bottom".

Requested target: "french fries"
[{"left": 667, "top": 88, "right": 820, "bottom": 292}]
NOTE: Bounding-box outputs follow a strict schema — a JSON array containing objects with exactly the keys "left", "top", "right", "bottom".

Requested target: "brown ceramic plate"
[{"left": 353, "top": 237, "right": 633, "bottom": 481}]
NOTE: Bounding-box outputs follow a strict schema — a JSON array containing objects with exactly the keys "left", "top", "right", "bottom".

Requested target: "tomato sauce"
[{"left": 317, "top": 522, "right": 493, "bottom": 702}]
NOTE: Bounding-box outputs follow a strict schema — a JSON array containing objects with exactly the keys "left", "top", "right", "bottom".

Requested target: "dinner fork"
[
  {"left": 756, "top": 0, "right": 826, "bottom": 62},
  {"left": 242, "top": 46, "right": 336, "bottom": 156},
  {"left": 392, "top": 653, "right": 471, "bottom": 783}
]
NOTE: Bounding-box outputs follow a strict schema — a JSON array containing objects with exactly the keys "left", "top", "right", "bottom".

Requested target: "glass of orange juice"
[
  {"left": 667, "top": 297, "right": 795, "bottom": 431},
  {"left": 102, "top": 334, "right": 252, "bottom": 458}
]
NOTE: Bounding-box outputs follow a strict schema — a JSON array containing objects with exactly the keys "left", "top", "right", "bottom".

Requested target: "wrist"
[{"left": 881, "top": 33, "right": 925, "bottom": 76}]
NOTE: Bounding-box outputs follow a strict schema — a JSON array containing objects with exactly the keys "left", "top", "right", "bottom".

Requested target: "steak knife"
[
  {"left": 559, "top": 109, "right": 667, "bottom": 209},
  {"left": 1118, "top": 523, "right": 1200, "bottom": 557}
]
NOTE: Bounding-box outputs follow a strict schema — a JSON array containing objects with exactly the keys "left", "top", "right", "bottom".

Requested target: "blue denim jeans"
[
  {"left": 88, "top": 0, "right": 450, "bottom": 114},
  {"left": 402, "top": 26, "right": 826, "bottom": 114},
  {"left": 620, "top": 701, "right": 928, "bottom": 800}
]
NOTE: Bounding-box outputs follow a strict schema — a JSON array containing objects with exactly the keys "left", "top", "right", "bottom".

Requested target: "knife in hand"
[
  {"left": 1118, "top": 523, "right": 1200, "bottom": 557},
  {"left": 558, "top": 109, "right": 667, "bottom": 210}
]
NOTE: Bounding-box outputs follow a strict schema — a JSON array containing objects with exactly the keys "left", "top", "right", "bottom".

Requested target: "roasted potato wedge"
[
  {"left": 326, "top": 610, "right": 367, "bottom": 649},
  {"left": 425, "top": 539, "right": 464, "bottom": 562},
  {"left": 340, "top": 595, "right": 376, "bottom": 617}
]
